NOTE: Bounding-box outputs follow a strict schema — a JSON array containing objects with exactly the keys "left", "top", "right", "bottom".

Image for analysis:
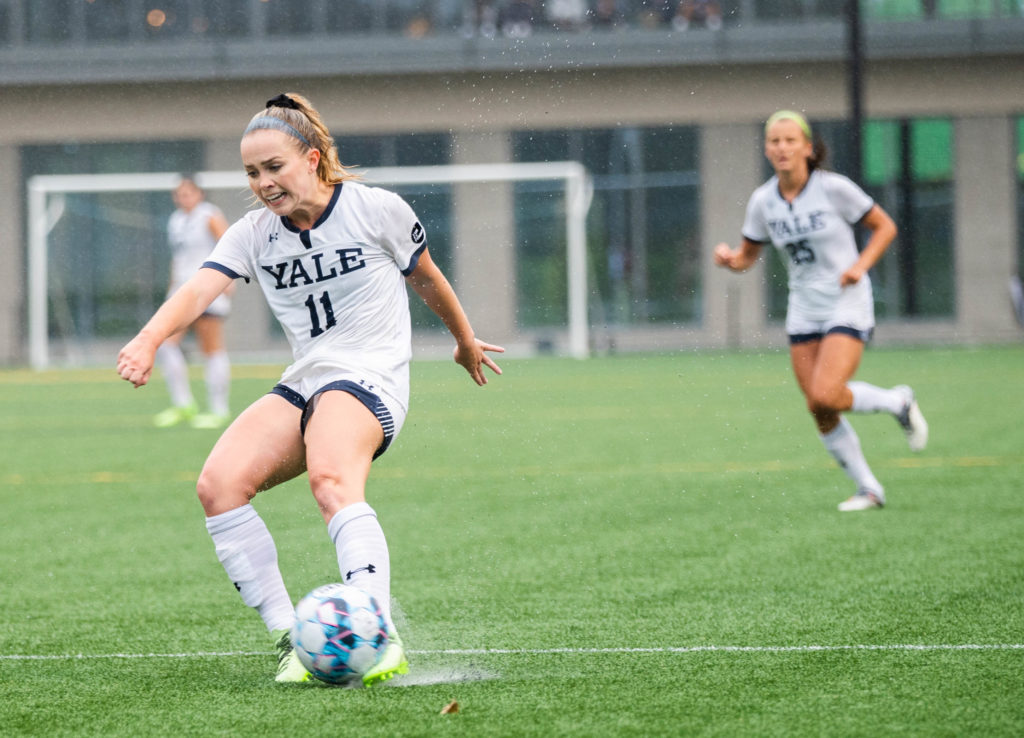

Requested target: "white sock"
[
  {"left": 204, "top": 350, "right": 231, "bottom": 416},
  {"left": 205, "top": 504, "right": 295, "bottom": 633},
  {"left": 157, "top": 342, "right": 193, "bottom": 408},
  {"left": 820, "top": 417, "right": 884, "bottom": 498},
  {"left": 848, "top": 381, "right": 903, "bottom": 415},
  {"left": 327, "top": 502, "right": 393, "bottom": 630}
]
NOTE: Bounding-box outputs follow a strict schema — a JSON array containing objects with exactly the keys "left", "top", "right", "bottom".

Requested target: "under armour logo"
[
  {"left": 269, "top": 233, "right": 279, "bottom": 242},
  {"left": 345, "top": 564, "right": 376, "bottom": 580}
]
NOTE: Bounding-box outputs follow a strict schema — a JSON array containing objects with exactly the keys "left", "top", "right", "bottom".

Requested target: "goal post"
[{"left": 26, "top": 161, "right": 593, "bottom": 370}]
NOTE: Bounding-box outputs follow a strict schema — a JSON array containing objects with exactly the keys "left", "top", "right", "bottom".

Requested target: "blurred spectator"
[
  {"left": 463, "top": 0, "right": 499, "bottom": 38},
  {"left": 636, "top": 0, "right": 668, "bottom": 28},
  {"left": 670, "top": 0, "right": 722, "bottom": 30},
  {"left": 502, "top": 0, "right": 536, "bottom": 37},
  {"left": 592, "top": 0, "right": 624, "bottom": 28},
  {"left": 546, "top": 0, "right": 589, "bottom": 30},
  {"left": 405, "top": 15, "right": 432, "bottom": 38}
]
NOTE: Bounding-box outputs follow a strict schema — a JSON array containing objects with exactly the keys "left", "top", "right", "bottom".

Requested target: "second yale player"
[
  {"left": 117, "top": 92, "right": 504, "bottom": 683},
  {"left": 714, "top": 110, "right": 927, "bottom": 512}
]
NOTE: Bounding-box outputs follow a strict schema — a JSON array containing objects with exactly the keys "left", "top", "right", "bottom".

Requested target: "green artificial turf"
[{"left": 1, "top": 346, "right": 1022, "bottom": 736}]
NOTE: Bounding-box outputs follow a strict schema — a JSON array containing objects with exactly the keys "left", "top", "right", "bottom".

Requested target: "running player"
[
  {"left": 117, "top": 93, "right": 504, "bottom": 684},
  {"left": 713, "top": 110, "right": 927, "bottom": 512},
  {"left": 154, "top": 176, "right": 232, "bottom": 429}
]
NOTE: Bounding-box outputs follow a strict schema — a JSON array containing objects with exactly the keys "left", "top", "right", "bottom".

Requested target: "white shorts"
[
  {"left": 786, "top": 284, "right": 874, "bottom": 343},
  {"left": 270, "top": 370, "right": 407, "bottom": 459}
]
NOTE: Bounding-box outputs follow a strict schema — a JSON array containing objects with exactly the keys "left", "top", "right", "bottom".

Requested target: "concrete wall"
[{"left": 3, "top": 54, "right": 1022, "bottom": 364}]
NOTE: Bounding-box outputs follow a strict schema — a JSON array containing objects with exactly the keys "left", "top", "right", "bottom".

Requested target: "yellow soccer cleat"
[
  {"left": 272, "top": 629, "right": 311, "bottom": 683},
  {"left": 361, "top": 631, "right": 408, "bottom": 686},
  {"left": 153, "top": 403, "right": 197, "bottom": 428}
]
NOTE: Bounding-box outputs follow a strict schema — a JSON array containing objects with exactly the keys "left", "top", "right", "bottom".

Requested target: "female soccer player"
[
  {"left": 117, "top": 93, "right": 504, "bottom": 683},
  {"left": 153, "top": 176, "right": 232, "bottom": 430},
  {"left": 713, "top": 110, "right": 927, "bottom": 512}
]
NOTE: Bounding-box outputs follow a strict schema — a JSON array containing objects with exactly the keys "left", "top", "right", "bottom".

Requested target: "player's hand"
[
  {"left": 713, "top": 243, "right": 735, "bottom": 268},
  {"left": 454, "top": 338, "right": 505, "bottom": 386},
  {"left": 117, "top": 336, "right": 157, "bottom": 388},
  {"left": 840, "top": 265, "right": 865, "bottom": 287}
]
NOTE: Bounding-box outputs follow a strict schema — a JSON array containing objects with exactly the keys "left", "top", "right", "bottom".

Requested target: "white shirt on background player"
[
  {"left": 740, "top": 169, "right": 875, "bottom": 322},
  {"left": 204, "top": 180, "right": 426, "bottom": 412},
  {"left": 168, "top": 199, "right": 231, "bottom": 316}
]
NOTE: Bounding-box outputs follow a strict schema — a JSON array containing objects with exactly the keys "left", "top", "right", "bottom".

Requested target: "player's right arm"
[
  {"left": 117, "top": 267, "right": 233, "bottom": 388},
  {"left": 713, "top": 238, "right": 763, "bottom": 272}
]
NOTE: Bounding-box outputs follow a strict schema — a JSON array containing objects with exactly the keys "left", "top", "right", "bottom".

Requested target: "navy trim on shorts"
[
  {"left": 788, "top": 325, "right": 873, "bottom": 345},
  {"left": 269, "top": 380, "right": 394, "bottom": 460}
]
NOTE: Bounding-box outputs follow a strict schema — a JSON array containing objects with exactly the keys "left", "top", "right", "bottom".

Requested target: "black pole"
[{"left": 846, "top": 0, "right": 863, "bottom": 185}]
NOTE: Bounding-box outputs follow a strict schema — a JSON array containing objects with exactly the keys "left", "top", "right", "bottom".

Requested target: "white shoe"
[
  {"left": 894, "top": 385, "right": 928, "bottom": 452},
  {"left": 838, "top": 490, "right": 885, "bottom": 512}
]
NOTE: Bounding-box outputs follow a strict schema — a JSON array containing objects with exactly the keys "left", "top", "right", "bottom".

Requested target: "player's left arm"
[
  {"left": 405, "top": 248, "right": 504, "bottom": 386},
  {"left": 841, "top": 204, "right": 898, "bottom": 287}
]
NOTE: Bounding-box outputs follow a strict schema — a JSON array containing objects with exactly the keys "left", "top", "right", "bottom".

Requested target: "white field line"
[{"left": 2, "top": 643, "right": 1022, "bottom": 661}]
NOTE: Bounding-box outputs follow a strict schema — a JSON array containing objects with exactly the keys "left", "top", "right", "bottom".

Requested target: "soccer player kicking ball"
[
  {"left": 118, "top": 93, "right": 503, "bottom": 683},
  {"left": 713, "top": 110, "right": 927, "bottom": 512}
]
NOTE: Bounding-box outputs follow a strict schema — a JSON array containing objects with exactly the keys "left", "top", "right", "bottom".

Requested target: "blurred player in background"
[
  {"left": 713, "top": 110, "right": 928, "bottom": 512},
  {"left": 153, "top": 176, "right": 232, "bottom": 429},
  {"left": 117, "top": 93, "right": 503, "bottom": 684}
]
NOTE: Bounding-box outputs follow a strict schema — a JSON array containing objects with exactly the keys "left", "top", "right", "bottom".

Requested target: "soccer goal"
[{"left": 26, "top": 161, "right": 593, "bottom": 369}]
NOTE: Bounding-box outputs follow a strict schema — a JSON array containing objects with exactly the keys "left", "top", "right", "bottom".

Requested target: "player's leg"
[
  {"left": 302, "top": 387, "right": 408, "bottom": 684},
  {"left": 153, "top": 332, "right": 196, "bottom": 427},
  {"left": 791, "top": 334, "right": 885, "bottom": 509},
  {"left": 847, "top": 380, "right": 928, "bottom": 453},
  {"left": 191, "top": 314, "right": 231, "bottom": 429},
  {"left": 198, "top": 393, "right": 309, "bottom": 680}
]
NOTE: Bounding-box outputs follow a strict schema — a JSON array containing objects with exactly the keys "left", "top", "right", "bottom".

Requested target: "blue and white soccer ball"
[{"left": 291, "top": 583, "right": 388, "bottom": 684}]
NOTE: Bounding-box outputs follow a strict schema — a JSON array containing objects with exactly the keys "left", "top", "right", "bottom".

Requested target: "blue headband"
[{"left": 243, "top": 116, "right": 312, "bottom": 148}]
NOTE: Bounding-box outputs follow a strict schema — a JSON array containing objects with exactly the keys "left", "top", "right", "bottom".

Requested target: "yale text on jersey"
[{"left": 260, "top": 248, "right": 367, "bottom": 290}]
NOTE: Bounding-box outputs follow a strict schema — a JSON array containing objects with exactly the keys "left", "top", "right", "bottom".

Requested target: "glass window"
[
  {"left": 513, "top": 125, "right": 701, "bottom": 330},
  {"left": 84, "top": 0, "right": 132, "bottom": 42},
  {"left": 21, "top": 140, "right": 204, "bottom": 342},
  {"left": 200, "top": 0, "right": 250, "bottom": 38},
  {"left": 863, "top": 117, "right": 955, "bottom": 318},
  {"left": 26, "top": 0, "right": 74, "bottom": 43},
  {"left": 266, "top": 0, "right": 319, "bottom": 36}
]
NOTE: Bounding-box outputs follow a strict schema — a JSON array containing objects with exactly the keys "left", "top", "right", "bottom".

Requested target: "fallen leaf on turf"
[{"left": 440, "top": 700, "right": 459, "bottom": 715}]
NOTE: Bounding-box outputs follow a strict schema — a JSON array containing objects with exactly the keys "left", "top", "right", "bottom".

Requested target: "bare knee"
[
  {"left": 196, "top": 463, "right": 254, "bottom": 517},
  {"left": 308, "top": 469, "right": 365, "bottom": 520},
  {"left": 806, "top": 382, "right": 850, "bottom": 417}
]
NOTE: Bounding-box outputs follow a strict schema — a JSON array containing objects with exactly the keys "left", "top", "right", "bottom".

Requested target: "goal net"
[{"left": 26, "top": 162, "right": 593, "bottom": 369}]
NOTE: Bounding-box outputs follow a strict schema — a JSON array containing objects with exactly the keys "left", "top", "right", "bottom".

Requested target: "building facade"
[{"left": 2, "top": 1, "right": 1022, "bottom": 364}]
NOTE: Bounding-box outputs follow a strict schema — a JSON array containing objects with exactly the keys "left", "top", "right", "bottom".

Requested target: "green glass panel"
[
  {"left": 863, "top": 120, "right": 899, "bottom": 185},
  {"left": 911, "top": 119, "right": 952, "bottom": 181}
]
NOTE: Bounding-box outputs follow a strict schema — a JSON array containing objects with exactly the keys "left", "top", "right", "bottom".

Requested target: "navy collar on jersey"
[
  {"left": 281, "top": 182, "right": 343, "bottom": 245},
  {"left": 775, "top": 168, "right": 816, "bottom": 209}
]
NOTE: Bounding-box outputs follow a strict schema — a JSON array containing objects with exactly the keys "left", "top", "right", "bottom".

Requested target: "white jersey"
[
  {"left": 741, "top": 169, "right": 875, "bottom": 322},
  {"left": 167, "top": 201, "right": 224, "bottom": 288},
  {"left": 204, "top": 181, "right": 426, "bottom": 411}
]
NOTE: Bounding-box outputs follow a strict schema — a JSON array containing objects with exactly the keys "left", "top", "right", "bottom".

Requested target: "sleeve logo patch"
[{"left": 411, "top": 222, "right": 425, "bottom": 244}]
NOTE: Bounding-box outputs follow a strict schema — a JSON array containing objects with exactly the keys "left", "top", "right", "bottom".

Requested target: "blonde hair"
[{"left": 244, "top": 93, "right": 359, "bottom": 185}]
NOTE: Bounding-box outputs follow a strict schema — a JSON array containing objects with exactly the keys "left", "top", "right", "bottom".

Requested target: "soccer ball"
[{"left": 291, "top": 583, "right": 388, "bottom": 684}]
